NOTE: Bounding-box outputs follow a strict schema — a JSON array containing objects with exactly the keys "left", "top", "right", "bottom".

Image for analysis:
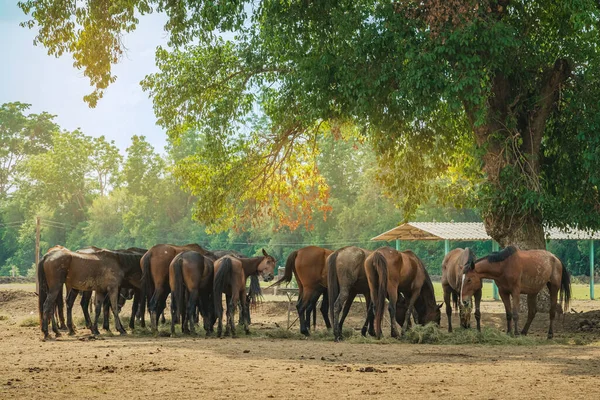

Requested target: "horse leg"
[
  {"left": 56, "top": 286, "right": 67, "bottom": 330},
  {"left": 362, "top": 292, "right": 376, "bottom": 337},
  {"left": 102, "top": 295, "right": 111, "bottom": 331},
  {"left": 65, "top": 289, "right": 78, "bottom": 335},
  {"left": 216, "top": 292, "right": 224, "bottom": 338},
  {"left": 229, "top": 292, "right": 239, "bottom": 338},
  {"left": 224, "top": 294, "right": 233, "bottom": 337},
  {"left": 129, "top": 289, "right": 140, "bottom": 330},
  {"left": 474, "top": 288, "right": 482, "bottom": 332},
  {"left": 547, "top": 284, "right": 559, "bottom": 339},
  {"left": 108, "top": 288, "right": 127, "bottom": 335},
  {"left": 511, "top": 289, "right": 521, "bottom": 336},
  {"left": 339, "top": 291, "right": 356, "bottom": 338},
  {"left": 80, "top": 291, "right": 92, "bottom": 329},
  {"left": 44, "top": 284, "right": 63, "bottom": 339},
  {"left": 389, "top": 290, "right": 402, "bottom": 337},
  {"left": 498, "top": 291, "right": 513, "bottom": 335},
  {"left": 170, "top": 288, "right": 178, "bottom": 337},
  {"left": 333, "top": 287, "right": 350, "bottom": 341},
  {"left": 187, "top": 290, "right": 199, "bottom": 335},
  {"left": 304, "top": 290, "right": 322, "bottom": 333},
  {"left": 521, "top": 293, "right": 538, "bottom": 336},
  {"left": 239, "top": 288, "right": 250, "bottom": 335},
  {"left": 401, "top": 290, "right": 420, "bottom": 336},
  {"left": 442, "top": 284, "right": 452, "bottom": 332},
  {"left": 320, "top": 290, "right": 331, "bottom": 330},
  {"left": 296, "top": 289, "right": 310, "bottom": 336},
  {"left": 92, "top": 292, "right": 105, "bottom": 335}
]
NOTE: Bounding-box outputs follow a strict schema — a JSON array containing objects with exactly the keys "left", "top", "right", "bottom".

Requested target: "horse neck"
[
  {"left": 418, "top": 280, "right": 438, "bottom": 311},
  {"left": 474, "top": 259, "right": 504, "bottom": 279},
  {"left": 240, "top": 256, "right": 264, "bottom": 276}
]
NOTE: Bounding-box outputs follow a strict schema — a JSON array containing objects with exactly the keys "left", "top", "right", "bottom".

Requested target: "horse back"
[{"left": 295, "top": 246, "right": 332, "bottom": 288}]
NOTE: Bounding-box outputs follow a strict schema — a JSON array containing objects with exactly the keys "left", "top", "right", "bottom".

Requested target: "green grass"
[{"left": 18, "top": 316, "right": 39, "bottom": 327}]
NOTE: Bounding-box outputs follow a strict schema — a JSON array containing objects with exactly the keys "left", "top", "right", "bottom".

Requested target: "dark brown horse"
[
  {"left": 271, "top": 246, "right": 332, "bottom": 335},
  {"left": 441, "top": 248, "right": 481, "bottom": 332},
  {"left": 169, "top": 250, "right": 215, "bottom": 335},
  {"left": 38, "top": 246, "right": 142, "bottom": 340},
  {"left": 365, "top": 247, "right": 442, "bottom": 339},
  {"left": 65, "top": 247, "right": 146, "bottom": 333},
  {"left": 461, "top": 246, "right": 571, "bottom": 339},
  {"left": 140, "top": 243, "right": 208, "bottom": 331},
  {"left": 327, "top": 246, "right": 375, "bottom": 341},
  {"left": 213, "top": 249, "right": 276, "bottom": 337}
]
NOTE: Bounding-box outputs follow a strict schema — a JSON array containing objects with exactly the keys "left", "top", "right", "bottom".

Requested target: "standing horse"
[
  {"left": 213, "top": 249, "right": 276, "bottom": 337},
  {"left": 327, "top": 246, "right": 375, "bottom": 341},
  {"left": 270, "top": 246, "right": 332, "bottom": 335},
  {"left": 140, "top": 243, "right": 208, "bottom": 331},
  {"left": 365, "top": 247, "right": 442, "bottom": 339},
  {"left": 169, "top": 250, "right": 215, "bottom": 336},
  {"left": 461, "top": 246, "right": 571, "bottom": 339},
  {"left": 38, "top": 247, "right": 141, "bottom": 340},
  {"left": 441, "top": 248, "right": 481, "bottom": 332}
]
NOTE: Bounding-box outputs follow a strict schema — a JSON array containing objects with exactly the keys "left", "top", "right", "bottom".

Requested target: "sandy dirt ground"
[{"left": 1, "top": 286, "right": 600, "bottom": 400}]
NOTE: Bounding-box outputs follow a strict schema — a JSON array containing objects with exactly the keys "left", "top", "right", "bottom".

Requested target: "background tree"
[{"left": 18, "top": 1, "right": 600, "bottom": 251}]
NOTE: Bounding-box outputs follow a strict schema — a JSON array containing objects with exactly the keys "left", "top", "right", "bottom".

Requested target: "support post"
[
  {"left": 395, "top": 239, "right": 400, "bottom": 251},
  {"left": 492, "top": 241, "right": 499, "bottom": 301},
  {"left": 590, "top": 240, "right": 595, "bottom": 300},
  {"left": 35, "top": 216, "right": 40, "bottom": 295},
  {"left": 444, "top": 239, "right": 450, "bottom": 255}
]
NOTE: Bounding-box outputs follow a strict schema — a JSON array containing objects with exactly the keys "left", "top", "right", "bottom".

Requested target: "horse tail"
[
  {"left": 37, "top": 255, "right": 48, "bottom": 328},
  {"left": 451, "top": 290, "right": 458, "bottom": 311},
  {"left": 140, "top": 252, "right": 153, "bottom": 308},
  {"left": 171, "top": 255, "right": 186, "bottom": 323},
  {"left": 248, "top": 275, "right": 263, "bottom": 307},
  {"left": 213, "top": 257, "right": 233, "bottom": 320},
  {"left": 269, "top": 250, "right": 297, "bottom": 287},
  {"left": 327, "top": 251, "right": 339, "bottom": 324},
  {"left": 368, "top": 251, "right": 387, "bottom": 338},
  {"left": 560, "top": 260, "right": 571, "bottom": 314}
]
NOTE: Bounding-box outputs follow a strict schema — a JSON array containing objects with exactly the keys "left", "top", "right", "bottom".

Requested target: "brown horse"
[
  {"left": 65, "top": 247, "right": 146, "bottom": 333},
  {"left": 140, "top": 243, "right": 208, "bottom": 331},
  {"left": 271, "top": 246, "right": 332, "bottom": 335},
  {"left": 38, "top": 246, "right": 142, "bottom": 340},
  {"left": 365, "top": 247, "right": 442, "bottom": 339},
  {"left": 441, "top": 248, "right": 481, "bottom": 332},
  {"left": 213, "top": 249, "right": 276, "bottom": 337},
  {"left": 461, "top": 246, "right": 571, "bottom": 339},
  {"left": 327, "top": 246, "right": 375, "bottom": 341},
  {"left": 169, "top": 250, "right": 215, "bottom": 335}
]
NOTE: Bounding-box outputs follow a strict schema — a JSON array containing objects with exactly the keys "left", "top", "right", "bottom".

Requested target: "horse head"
[{"left": 257, "top": 248, "right": 276, "bottom": 282}]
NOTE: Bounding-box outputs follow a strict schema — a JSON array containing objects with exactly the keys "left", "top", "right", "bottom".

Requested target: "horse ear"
[
  {"left": 262, "top": 248, "right": 268, "bottom": 257},
  {"left": 438, "top": 302, "right": 444, "bottom": 310}
]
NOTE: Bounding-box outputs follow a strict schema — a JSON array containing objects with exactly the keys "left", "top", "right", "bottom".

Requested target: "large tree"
[{"left": 19, "top": 1, "right": 600, "bottom": 248}]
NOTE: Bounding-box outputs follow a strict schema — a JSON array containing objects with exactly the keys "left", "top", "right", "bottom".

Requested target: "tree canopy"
[{"left": 18, "top": 1, "right": 600, "bottom": 249}]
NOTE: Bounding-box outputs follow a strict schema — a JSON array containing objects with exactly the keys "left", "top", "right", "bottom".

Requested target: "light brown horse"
[
  {"left": 365, "top": 247, "right": 442, "bottom": 339},
  {"left": 271, "top": 246, "right": 332, "bottom": 335},
  {"left": 38, "top": 246, "right": 142, "bottom": 340},
  {"left": 442, "top": 248, "right": 481, "bottom": 332},
  {"left": 169, "top": 250, "right": 215, "bottom": 335},
  {"left": 140, "top": 243, "right": 208, "bottom": 331},
  {"left": 213, "top": 249, "right": 276, "bottom": 337},
  {"left": 327, "top": 246, "right": 375, "bottom": 341},
  {"left": 461, "top": 246, "right": 571, "bottom": 339}
]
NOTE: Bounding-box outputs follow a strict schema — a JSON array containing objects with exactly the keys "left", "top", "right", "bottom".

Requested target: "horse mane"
[
  {"left": 486, "top": 245, "right": 517, "bottom": 263},
  {"left": 463, "top": 247, "right": 477, "bottom": 273},
  {"left": 403, "top": 250, "right": 437, "bottom": 318}
]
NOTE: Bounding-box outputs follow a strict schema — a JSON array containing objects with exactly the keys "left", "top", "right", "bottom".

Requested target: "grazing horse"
[
  {"left": 271, "top": 246, "right": 332, "bottom": 336},
  {"left": 213, "top": 249, "right": 276, "bottom": 337},
  {"left": 365, "top": 247, "right": 442, "bottom": 339},
  {"left": 37, "top": 247, "right": 142, "bottom": 340},
  {"left": 140, "top": 243, "right": 209, "bottom": 331},
  {"left": 327, "top": 246, "right": 375, "bottom": 341},
  {"left": 169, "top": 250, "right": 215, "bottom": 335},
  {"left": 65, "top": 247, "right": 146, "bottom": 333},
  {"left": 461, "top": 246, "right": 571, "bottom": 339},
  {"left": 441, "top": 248, "right": 481, "bottom": 332}
]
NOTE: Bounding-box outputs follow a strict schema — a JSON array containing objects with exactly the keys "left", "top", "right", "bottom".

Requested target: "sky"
[{"left": 0, "top": 1, "right": 169, "bottom": 153}]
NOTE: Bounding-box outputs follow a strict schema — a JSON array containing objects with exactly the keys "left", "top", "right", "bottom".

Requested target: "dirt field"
[{"left": 1, "top": 286, "right": 600, "bottom": 399}]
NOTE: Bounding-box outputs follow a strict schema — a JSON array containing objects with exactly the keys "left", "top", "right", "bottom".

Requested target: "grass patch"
[{"left": 19, "top": 316, "right": 39, "bottom": 327}]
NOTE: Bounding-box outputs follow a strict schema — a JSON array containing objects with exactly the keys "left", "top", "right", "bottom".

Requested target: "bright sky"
[{"left": 0, "top": 1, "right": 169, "bottom": 153}]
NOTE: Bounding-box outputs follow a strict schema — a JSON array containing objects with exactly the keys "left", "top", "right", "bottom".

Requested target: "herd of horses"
[{"left": 36, "top": 242, "right": 572, "bottom": 342}]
